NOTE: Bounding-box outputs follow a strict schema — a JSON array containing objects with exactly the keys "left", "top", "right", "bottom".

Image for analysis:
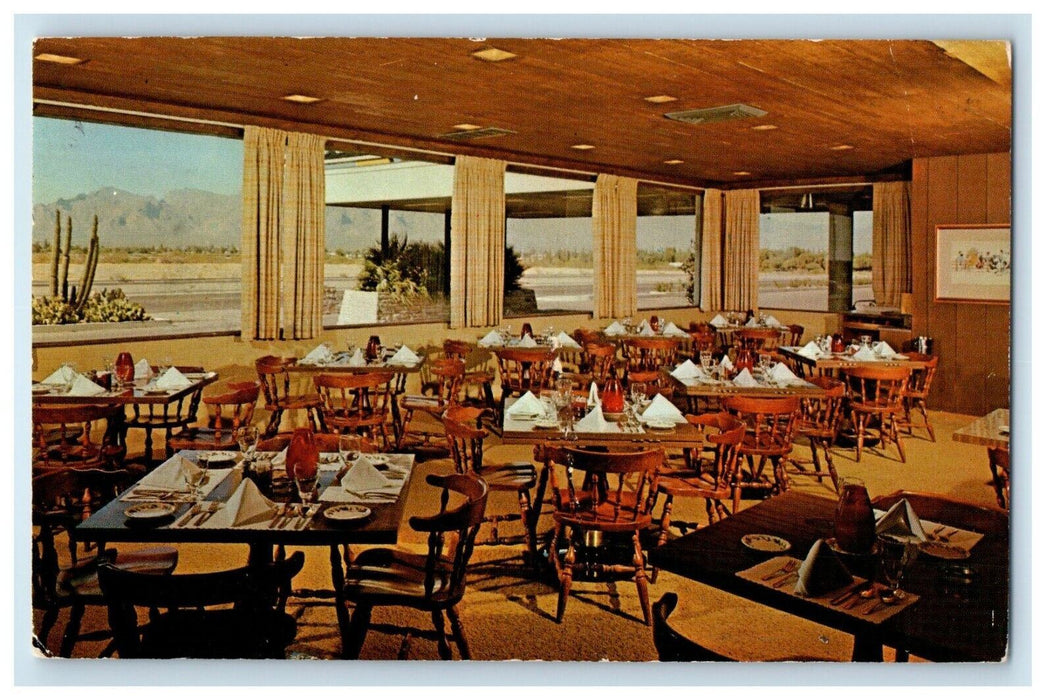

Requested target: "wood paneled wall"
[{"left": 911, "top": 153, "right": 1011, "bottom": 415}]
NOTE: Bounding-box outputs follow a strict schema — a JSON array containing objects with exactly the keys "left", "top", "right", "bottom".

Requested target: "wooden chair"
[
  {"left": 442, "top": 339, "right": 496, "bottom": 410},
  {"left": 652, "top": 593, "right": 733, "bottom": 662},
  {"left": 900, "top": 352, "right": 939, "bottom": 441},
  {"left": 687, "top": 327, "right": 718, "bottom": 362},
  {"left": 313, "top": 372, "right": 396, "bottom": 450},
  {"left": 654, "top": 413, "right": 745, "bottom": 550},
  {"left": 258, "top": 432, "right": 373, "bottom": 454},
  {"left": 123, "top": 365, "right": 206, "bottom": 466},
  {"left": 340, "top": 473, "right": 488, "bottom": 659},
  {"left": 98, "top": 552, "right": 304, "bottom": 659},
  {"left": 563, "top": 341, "right": 618, "bottom": 390},
  {"left": 842, "top": 365, "right": 911, "bottom": 462},
  {"left": 542, "top": 445, "right": 663, "bottom": 625},
  {"left": 443, "top": 414, "right": 541, "bottom": 564},
  {"left": 255, "top": 356, "right": 324, "bottom": 437},
  {"left": 623, "top": 337, "right": 680, "bottom": 376},
  {"left": 32, "top": 403, "right": 131, "bottom": 510},
  {"left": 724, "top": 395, "right": 800, "bottom": 497},
  {"left": 167, "top": 381, "right": 260, "bottom": 452},
  {"left": 787, "top": 376, "right": 844, "bottom": 490},
  {"left": 988, "top": 447, "right": 1010, "bottom": 509},
  {"left": 782, "top": 324, "right": 805, "bottom": 347},
  {"left": 626, "top": 370, "right": 674, "bottom": 401},
  {"left": 733, "top": 328, "right": 782, "bottom": 358},
  {"left": 32, "top": 469, "right": 178, "bottom": 658},
  {"left": 493, "top": 348, "right": 558, "bottom": 410},
  {"left": 396, "top": 358, "right": 464, "bottom": 450}
]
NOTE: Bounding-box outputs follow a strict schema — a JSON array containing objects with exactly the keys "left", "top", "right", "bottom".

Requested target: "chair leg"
[
  {"left": 889, "top": 415, "right": 906, "bottom": 462},
  {"left": 919, "top": 400, "right": 935, "bottom": 441},
  {"left": 265, "top": 409, "right": 283, "bottom": 439},
  {"left": 632, "top": 531, "right": 652, "bottom": 626},
  {"left": 59, "top": 602, "right": 85, "bottom": 657},
  {"left": 431, "top": 609, "right": 452, "bottom": 660},
  {"left": 38, "top": 607, "right": 60, "bottom": 650},
  {"left": 446, "top": 606, "right": 471, "bottom": 660},
  {"left": 556, "top": 539, "right": 576, "bottom": 623},
  {"left": 854, "top": 412, "right": 864, "bottom": 462},
  {"left": 823, "top": 440, "right": 840, "bottom": 491},
  {"left": 516, "top": 487, "right": 539, "bottom": 567},
  {"left": 342, "top": 603, "right": 373, "bottom": 660}
]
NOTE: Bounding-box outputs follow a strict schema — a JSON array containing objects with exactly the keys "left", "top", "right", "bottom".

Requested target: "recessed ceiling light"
[
  {"left": 645, "top": 95, "right": 678, "bottom": 104},
  {"left": 752, "top": 124, "right": 778, "bottom": 131},
  {"left": 472, "top": 47, "right": 517, "bottom": 62},
  {"left": 35, "top": 53, "right": 86, "bottom": 65},
  {"left": 283, "top": 94, "right": 323, "bottom": 104},
  {"left": 571, "top": 144, "right": 595, "bottom": 150},
  {"left": 663, "top": 159, "right": 685, "bottom": 165},
  {"left": 452, "top": 123, "right": 482, "bottom": 131},
  {"left": 831, "top": 144, "right": 854, "bottom": 150},
  {"left": 733, "top": 171, "right": 752, "bottom": 176}
]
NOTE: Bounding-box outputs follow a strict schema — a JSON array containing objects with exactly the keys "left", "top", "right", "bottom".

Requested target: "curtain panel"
[
  {"left": 872, "top": 181, "right": 912, "bottom": 308},
  {"left": 722, "top": 189, "right": 760, "bottom": 312},
  {"left": 450, "top": 156, "right": 506, "bottom": 329},
  {"left": 240, "top": 126, "right": 326, "bottom": 340},
  {"left": 700, "top": 188, "right": 724, "bottom": 311},
  {"left": 591, "top": 174, "right": 638, "bottom": 319}
]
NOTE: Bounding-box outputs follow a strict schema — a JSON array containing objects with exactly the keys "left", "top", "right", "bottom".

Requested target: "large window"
[
  {"left": 758, "top": 187, "right": 873, "bottom": 311},
  {"left": 636, "top": 184, "right": 698, "bottom": 310},
  {"left": 31, "top": 117, "right": 243, "bottom": 338},
  {"left": 504, "top": 170, "right": 595, "bottom": 316},
  {"left": 324, "top": 154, "right": 452, "bottom": 326}
]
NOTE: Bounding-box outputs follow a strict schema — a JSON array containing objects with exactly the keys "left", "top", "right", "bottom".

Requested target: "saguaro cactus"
[
  {"left": 47, "top": 210, "right": 101, "bottom": 311},
  {"left": 73, "top": 215, "right": 100, "bottom": 312},
  {"left": 49, "top": 210, "right": 60, "bottom": 297}
]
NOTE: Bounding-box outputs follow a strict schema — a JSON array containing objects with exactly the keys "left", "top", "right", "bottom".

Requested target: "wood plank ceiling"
[{"left": 32, "top": 37, "right": 1012, "bottom": 189}]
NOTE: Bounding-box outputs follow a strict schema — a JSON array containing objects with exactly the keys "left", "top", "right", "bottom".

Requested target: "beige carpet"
[{"left": 33, "top": 409, "right": 999, "bottom": 662}]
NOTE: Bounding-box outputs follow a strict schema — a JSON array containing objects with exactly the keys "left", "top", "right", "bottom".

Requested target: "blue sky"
[{"left": 32, "top": 117, "right": 242, "bottom": 203}]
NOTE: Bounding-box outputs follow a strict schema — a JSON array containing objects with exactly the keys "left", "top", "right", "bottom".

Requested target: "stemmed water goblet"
[
  {"left": 338, "top": 434, "right": 360, "bottom": 469},
  {"left": 877, "top": 534, "right": 918, "bottom": 604},
  {"left": 235, "top": 425, "right": 259, "bottom": 466},
  {"left": 292, "top": 461, "right": 318, "bottom": 516},
  {"left": 183, "top": 465, "right": 209, "bottom": 501}
]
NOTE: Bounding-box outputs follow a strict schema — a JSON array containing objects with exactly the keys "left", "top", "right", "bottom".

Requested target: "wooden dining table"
[
  {"left": 952, "top": 408, "right": 1010, "bottom": 449},
  {"left": 777, "top": 345, "right": 929, "bottom": 376},
  {"left": 650, "top": 491, "right": 1009, "bottom": 662},
  {"left": 73, "top": 449, "right": 414, "bottom": 657}
]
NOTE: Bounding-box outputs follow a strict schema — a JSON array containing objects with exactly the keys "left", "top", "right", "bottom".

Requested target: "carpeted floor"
[{"left": 32, "top": 409, "right": 1001, "bottom": 662}]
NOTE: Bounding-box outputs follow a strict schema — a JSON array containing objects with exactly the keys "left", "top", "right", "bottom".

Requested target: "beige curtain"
[
  {"left": 722, "top": 189, "right": 760, "bottom": 312},
  {"left": 700, "top": 188, "right": 724, "bottom": 311},
  {"left": 241, "top": 126, "right": 286, "bottom": 340},
  {"left": 450, "top": 156, "right": 506, "bottom": 328},
  {"left": 592, "top": 174, "right": 638, "bottom": 319},
  {"left": 872, "top": 181, "right": 912, "bottom": 307},
  {"left": 241, "top": 126, "right": 326, "bottom": 340}
]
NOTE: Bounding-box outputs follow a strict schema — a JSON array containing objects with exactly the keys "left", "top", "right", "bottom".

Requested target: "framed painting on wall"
[{"left": 934, "top": 224, "right": 1011, "bottom": 303}]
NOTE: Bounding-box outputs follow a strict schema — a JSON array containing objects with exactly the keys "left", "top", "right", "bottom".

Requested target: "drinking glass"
[
  {"left": 859, "top": 335, "right": 872, "bottom": 350},
  {"left": 159, "top": 356, "right": 173, "bottom": 375},
  {"left": 338, "top": 434, "right": 360, "bottom": 468},
  {"left": 183, "top": 466, "right": 208, "bottom": 500},
  {"left": 236, "top": 425, "right": 259, "bottom": 464},
  {"left": 292, "top": 461, "right": 318, "bottom": 514},
  {"left": 877, "top": 534, "right": 919, "bottom": 603},
  {"left": 559, "top": 407, "right": 576, "bottom": 440}
]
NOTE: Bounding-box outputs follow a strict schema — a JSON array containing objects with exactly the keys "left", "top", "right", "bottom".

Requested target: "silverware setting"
[
  {"left": 176, "top": 503, "right": 204, "bottom": 527},
  {"left": 193, "top": 502, "right": 222, "bottom": 526},
  {"left": 830, "top": 580, "right": 870, "bottom": 606},
  {"left": 762, "top": 560, "right": 797, "bottom": 581},
  {"left": 929, "top": 525, "right": 960, "bottom": 542}
]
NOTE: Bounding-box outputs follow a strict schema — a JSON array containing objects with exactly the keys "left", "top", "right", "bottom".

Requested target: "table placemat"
[
  {"left": 168, "top": 503, "right": 321, "bottom": 531},
  {"left": 120, "top": 467, "right": 233, "bottom": 503},
  {"left": 737, "top": 555, "right": 919, "bottom": 624},
  {"left": 873, "top": 510, "right": 984, "bottom": 552}
]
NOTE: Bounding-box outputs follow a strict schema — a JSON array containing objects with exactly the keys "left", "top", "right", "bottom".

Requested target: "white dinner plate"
[
  {"left": 124, "top": 502, "right": 177, "bottom": 521},
  {"left": 644, "top": 419, "right": 675, "bottom": 430},
  {"left": 920, "top": 541, "right": 970, "bottom": 560},
  {"left": 741, "top": 533, "right": 791, "bottom": 553},
  {"left": 323, "top": 504, "right": 372, "bottom": 523},
  {"left": 533, "top": 418, "right": 559, "bottom": 429},
  {"left": 199, "top": 451, "right": 239, "bottom": 466},
  {"left": 363, "top": 454, "right": 389, "bottom": 466}
]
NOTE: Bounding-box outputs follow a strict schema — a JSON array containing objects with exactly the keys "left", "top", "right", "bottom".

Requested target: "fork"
[
  {"left": 176, "top": 503, "right": 203, "bottom": 527},
  {"left": 762, "top": 560, "right": 797, "bottom": 581}
]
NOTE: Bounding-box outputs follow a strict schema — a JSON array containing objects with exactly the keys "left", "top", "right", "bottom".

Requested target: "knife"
[{"left": 830, "top": 580, "right": 870, "bottom": 606}]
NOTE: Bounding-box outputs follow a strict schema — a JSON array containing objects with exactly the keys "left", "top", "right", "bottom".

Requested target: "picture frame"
[{"left": 934, "top": 224, "right": 1011, "bottom": 303}]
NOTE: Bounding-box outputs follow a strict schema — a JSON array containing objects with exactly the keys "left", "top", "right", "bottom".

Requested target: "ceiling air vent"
[
  {"left": 664, "top": 104, "right": 767, "bottom": 125},
  {"left": 440, "top": 127, "right": 517, "bottom": 141}
]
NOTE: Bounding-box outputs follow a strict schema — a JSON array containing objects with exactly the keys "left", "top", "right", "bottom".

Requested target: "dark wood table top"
[
  {"left": 777, "top": 346, "right": 928, "bottom": 370},
  {"left": 650, "top": 491, "right": 1009, "bottom": 662},
  {"left": 73, "top": 453, "right": 410, "bottom": 547}
]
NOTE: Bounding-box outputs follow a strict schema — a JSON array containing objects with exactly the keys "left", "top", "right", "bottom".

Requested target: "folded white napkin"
[
  {"left": 587, "top": 382, "right": 601, "bottom": 408},
  {"left": 41, "top": 365, "right": 78, "bottom": 386},
  {"left": 552, "top": 356, "right": 563, "bottom": 374},
  {"left": 479, "top": 330, "right": 504, "bottom": 347},
  {"left": 640, "top": 393, "right": 687, "bottom": 424},
  {"left": 719, "top": 355, "right": 735, "bottom": 373},
  {"left": 154, "top": 366, "right": 192, "bottom": 390},
  {"left": 638, "top": 324, "right": 656, "bottom": 337},
  {"left": 341, "top": 456, "right": 392, "bottom": 493},
  {"left": 517, "top": 334, "right": 538, "bottom": 348},
  {"left": 875, "top": 499, "right": 928, "bottom": 543},
  {"left": 770, "top": 362, "right": 803, "bottom": 385},
  {"left": 797, "top": 341, "right": 821, "bottom": 360},
  {"left": 300, "top": 343, "right": 333, "bottom": 365},
  {"left": 555, "top": 331, "right": 581, "bottom": 349},
  {"left": 710, "top": 314, "right": 728, "bottom": 327},
  {"left": 348, "top": 348, "right": 366, "bottom": 367},
  {"left": 671, "top": 359, "right": 704, "bottom": 381},
  {"left": 202, "top": 479, "right": 277, "bottom": 529},
  {"left": 764, "top": 315, "right": 782, "bottom": 328},
  {"left": 137, "top": 454, "right": 202, "bottom": 493},
  {"left": 745, "top": 316, "right": 760, "bottom": 327},
  {"left": 662, "top": 321, "right": 689, "bottom": 337},
  {"left": 134, "top": 358, "right": 153, "bottom": 380},
  {"left": 872, "top": 340, "right": 895, "bottom": 358},
  {"left": 68, "top": 374, "right": 107, "bottom": 396},
  {"left": 508, "top": 391, "right": 547, "bottom": 419},
  {"left": 271, "top": 447, "right": 288, "bottom": 467},
  {"left": 387, "top": 345, "right": 421, "bottom": 366},
  {"left": 732, "top": 369, "right": 759, "bottom": 387},
  {"left": 575, "top": 406, "right": 610, "bottom": 432},
  {"left": 604, "top": 321, "right": 627, "bottom": 336},
  {"left": 852, "top": 345, "right": 877, "bottom": 361},
  {"left": 794, "top": 540, "right": 854, "bottom": 597}
]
